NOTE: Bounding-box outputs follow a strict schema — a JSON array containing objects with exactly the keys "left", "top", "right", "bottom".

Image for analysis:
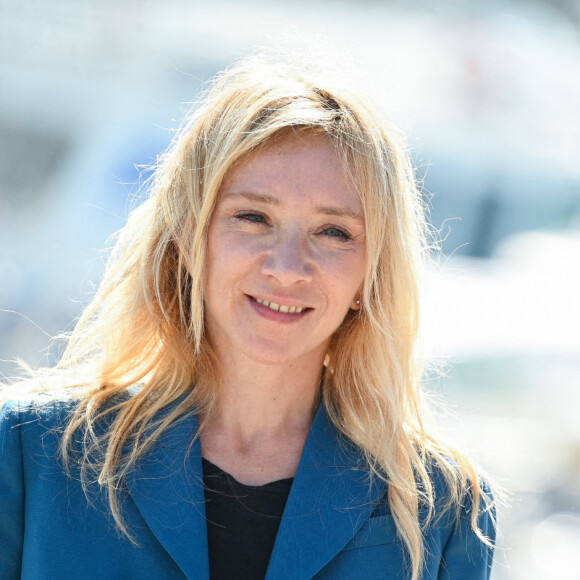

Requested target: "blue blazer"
[{"left": 0, "top": 396, "right": 494, "bottom": 579}]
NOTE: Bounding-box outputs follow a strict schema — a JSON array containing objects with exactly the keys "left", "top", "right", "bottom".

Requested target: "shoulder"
[
  {"left": 424, "top": 453, "right": 495, "bottom": 513},
  {"left": 0, "top": 394, "right": 85, "bottom": 472},
  {"left": 0, "top": 394, "right": 82, "bottom": 523},
  {"left": 359, "top": 452, "right": 496, "bottom": 579},
  {"left": 420, "top": 457, "right": 496, "bottom": 578},
  {"left": 0, "top": 388, "right": 126, "bottom": 456},
  {"left": 1, "top": 392, "right": 77, "bottom": 431},
  {"left": 1, "top": 384, "right": 143, "bottom": 429}
]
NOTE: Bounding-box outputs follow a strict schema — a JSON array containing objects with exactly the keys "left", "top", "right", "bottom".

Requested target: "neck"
[{"left": 199, "top": 347, "right": 325, "bottom": 484}]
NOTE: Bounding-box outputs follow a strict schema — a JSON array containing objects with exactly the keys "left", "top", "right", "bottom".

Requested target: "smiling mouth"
[{"left": 253, "top": 297, "right": 309, "bottom": 314}]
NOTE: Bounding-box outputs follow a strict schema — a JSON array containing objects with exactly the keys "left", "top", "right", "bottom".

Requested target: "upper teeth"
[{"left": 255, "top": 298, "right": 305, "bottom": 313}]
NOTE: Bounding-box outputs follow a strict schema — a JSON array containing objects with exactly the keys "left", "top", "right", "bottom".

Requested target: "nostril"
[{"left": 260, "top": 245, "right": 313, "bottom": 286}]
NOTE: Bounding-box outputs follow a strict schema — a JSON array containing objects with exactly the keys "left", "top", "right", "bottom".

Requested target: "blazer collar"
[
  {"left": 126, "top": 411, "right": 209, "bottom": 579},
  {"left": 266, "top": 402, "right": 387, "bottom": 579},
  {"left": 127, "top": 401, "right": 387, "bottom": 580}
]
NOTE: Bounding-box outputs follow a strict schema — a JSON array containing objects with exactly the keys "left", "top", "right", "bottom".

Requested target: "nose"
[{"left": 261, "top": 229, "right": 313, "bottom": 286}]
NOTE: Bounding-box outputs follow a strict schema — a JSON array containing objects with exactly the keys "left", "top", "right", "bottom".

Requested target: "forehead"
[{"left": 219, "top": 133, "right": 362, "bottom": 214}]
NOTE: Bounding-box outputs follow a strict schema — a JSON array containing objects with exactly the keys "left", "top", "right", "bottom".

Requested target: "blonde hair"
[{"left": 9, "top": 54, "right": 493, "bottom": 579}]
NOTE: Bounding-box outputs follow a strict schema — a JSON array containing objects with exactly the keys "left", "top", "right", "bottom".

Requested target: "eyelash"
[
  {"left": 234, "top": 212, "right": 353, "bottom": 241},
  {"left": 320, "top": 226, "right": 352, "bottom": 241},
  {"left": 235, "top": 211, "right": 267, "bottom": 224}
]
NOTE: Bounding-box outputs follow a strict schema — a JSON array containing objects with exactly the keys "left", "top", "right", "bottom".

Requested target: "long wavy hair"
[{"left": 9, "top": 54, "right": 493, "bottom": 580}]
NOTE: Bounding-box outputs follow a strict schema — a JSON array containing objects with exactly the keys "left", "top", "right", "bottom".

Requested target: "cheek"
[
  {"left": 205, "top": 233, "right": 258, "bottom": 292},
  {"left": 205, "top": 231, "right": 230, "bottom": 295},
  {"left": 324, "top": 253, "right": 365, "bottom": 294}
]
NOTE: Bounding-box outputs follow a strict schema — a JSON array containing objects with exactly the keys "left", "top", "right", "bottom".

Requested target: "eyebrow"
[
  {"left": 221, "top": 192, "right": 364, "bottom": 222},
  {"left": 222, "top": 192, "right": 280, "bottom": 206}
]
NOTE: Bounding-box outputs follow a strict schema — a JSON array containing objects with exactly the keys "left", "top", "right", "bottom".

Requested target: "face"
[{"left": 204, "top": 133, "right": 366, "bottom": 368}]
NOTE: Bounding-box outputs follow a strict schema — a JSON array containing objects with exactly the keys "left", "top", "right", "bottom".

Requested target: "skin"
[{"left": 201, "top": 133, "right": 367, "bottom": 485}]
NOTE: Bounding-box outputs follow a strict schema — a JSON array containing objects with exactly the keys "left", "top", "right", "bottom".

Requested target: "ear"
[{"left": 350, "top": 297, "right": 361, "bottom": 311}]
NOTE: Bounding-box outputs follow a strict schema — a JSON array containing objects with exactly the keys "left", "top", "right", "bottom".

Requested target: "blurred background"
[{"left": 1, "top": 0, "right": 579, "bottom": 577}]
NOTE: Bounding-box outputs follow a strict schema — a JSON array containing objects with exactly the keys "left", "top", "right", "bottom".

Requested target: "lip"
[
  {"left": 249, "top": 294, "right": 311, "bottom": 310},
  {"left": 247, "top": 295, "right": 312, "bottom": 322}
]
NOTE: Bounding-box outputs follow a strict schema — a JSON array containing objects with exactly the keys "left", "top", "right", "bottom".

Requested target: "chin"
[
  {"left": 242, "top": 348, "right": 301, "bottom": 367},
  {"left": 240, "top": 340, "right": 326, "bottom": 369}
]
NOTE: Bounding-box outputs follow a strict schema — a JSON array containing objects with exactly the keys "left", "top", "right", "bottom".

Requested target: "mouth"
[{"left": 251, "top": 296, "right": 310, "bottom": 314}]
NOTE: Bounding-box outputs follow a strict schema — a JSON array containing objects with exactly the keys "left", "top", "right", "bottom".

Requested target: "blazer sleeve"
[
  {"left": 0, "top": 400, "right": 25, "bottom": 580},
  {"left": 437, "top": 484, "right": 496, "bottom": 580}
]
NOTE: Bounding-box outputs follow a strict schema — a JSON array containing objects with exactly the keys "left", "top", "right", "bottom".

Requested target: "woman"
[{"left": 0, "top": 54, "right": 495, "bottom": 580}]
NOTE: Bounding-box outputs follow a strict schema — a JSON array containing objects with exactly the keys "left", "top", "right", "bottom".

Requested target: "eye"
[
  {"left": 234, "top": 211, "right": 267, "bottom": 224},
  {"left": 320, "top": 226, "right": 352, "bottom": 241}
]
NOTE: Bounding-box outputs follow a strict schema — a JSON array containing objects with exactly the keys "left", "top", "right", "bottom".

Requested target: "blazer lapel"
[
  {"left": 125, "top": 401, "right": 386, "bottom": 580},
  {"left": 266, "top": 402, "right": 387, "bottom": 580},
  {"left": 126, "top": 412, "right": 209, "bottom": 580}
]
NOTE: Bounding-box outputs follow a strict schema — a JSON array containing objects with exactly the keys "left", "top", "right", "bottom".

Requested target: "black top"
[{"left": 202, "top": 458, "right": 293, "bottom": 580}]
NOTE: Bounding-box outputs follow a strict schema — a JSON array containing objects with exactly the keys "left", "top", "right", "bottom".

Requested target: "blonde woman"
[{"left": 0, "top": 54, "right": 495, "bottom": 580}]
